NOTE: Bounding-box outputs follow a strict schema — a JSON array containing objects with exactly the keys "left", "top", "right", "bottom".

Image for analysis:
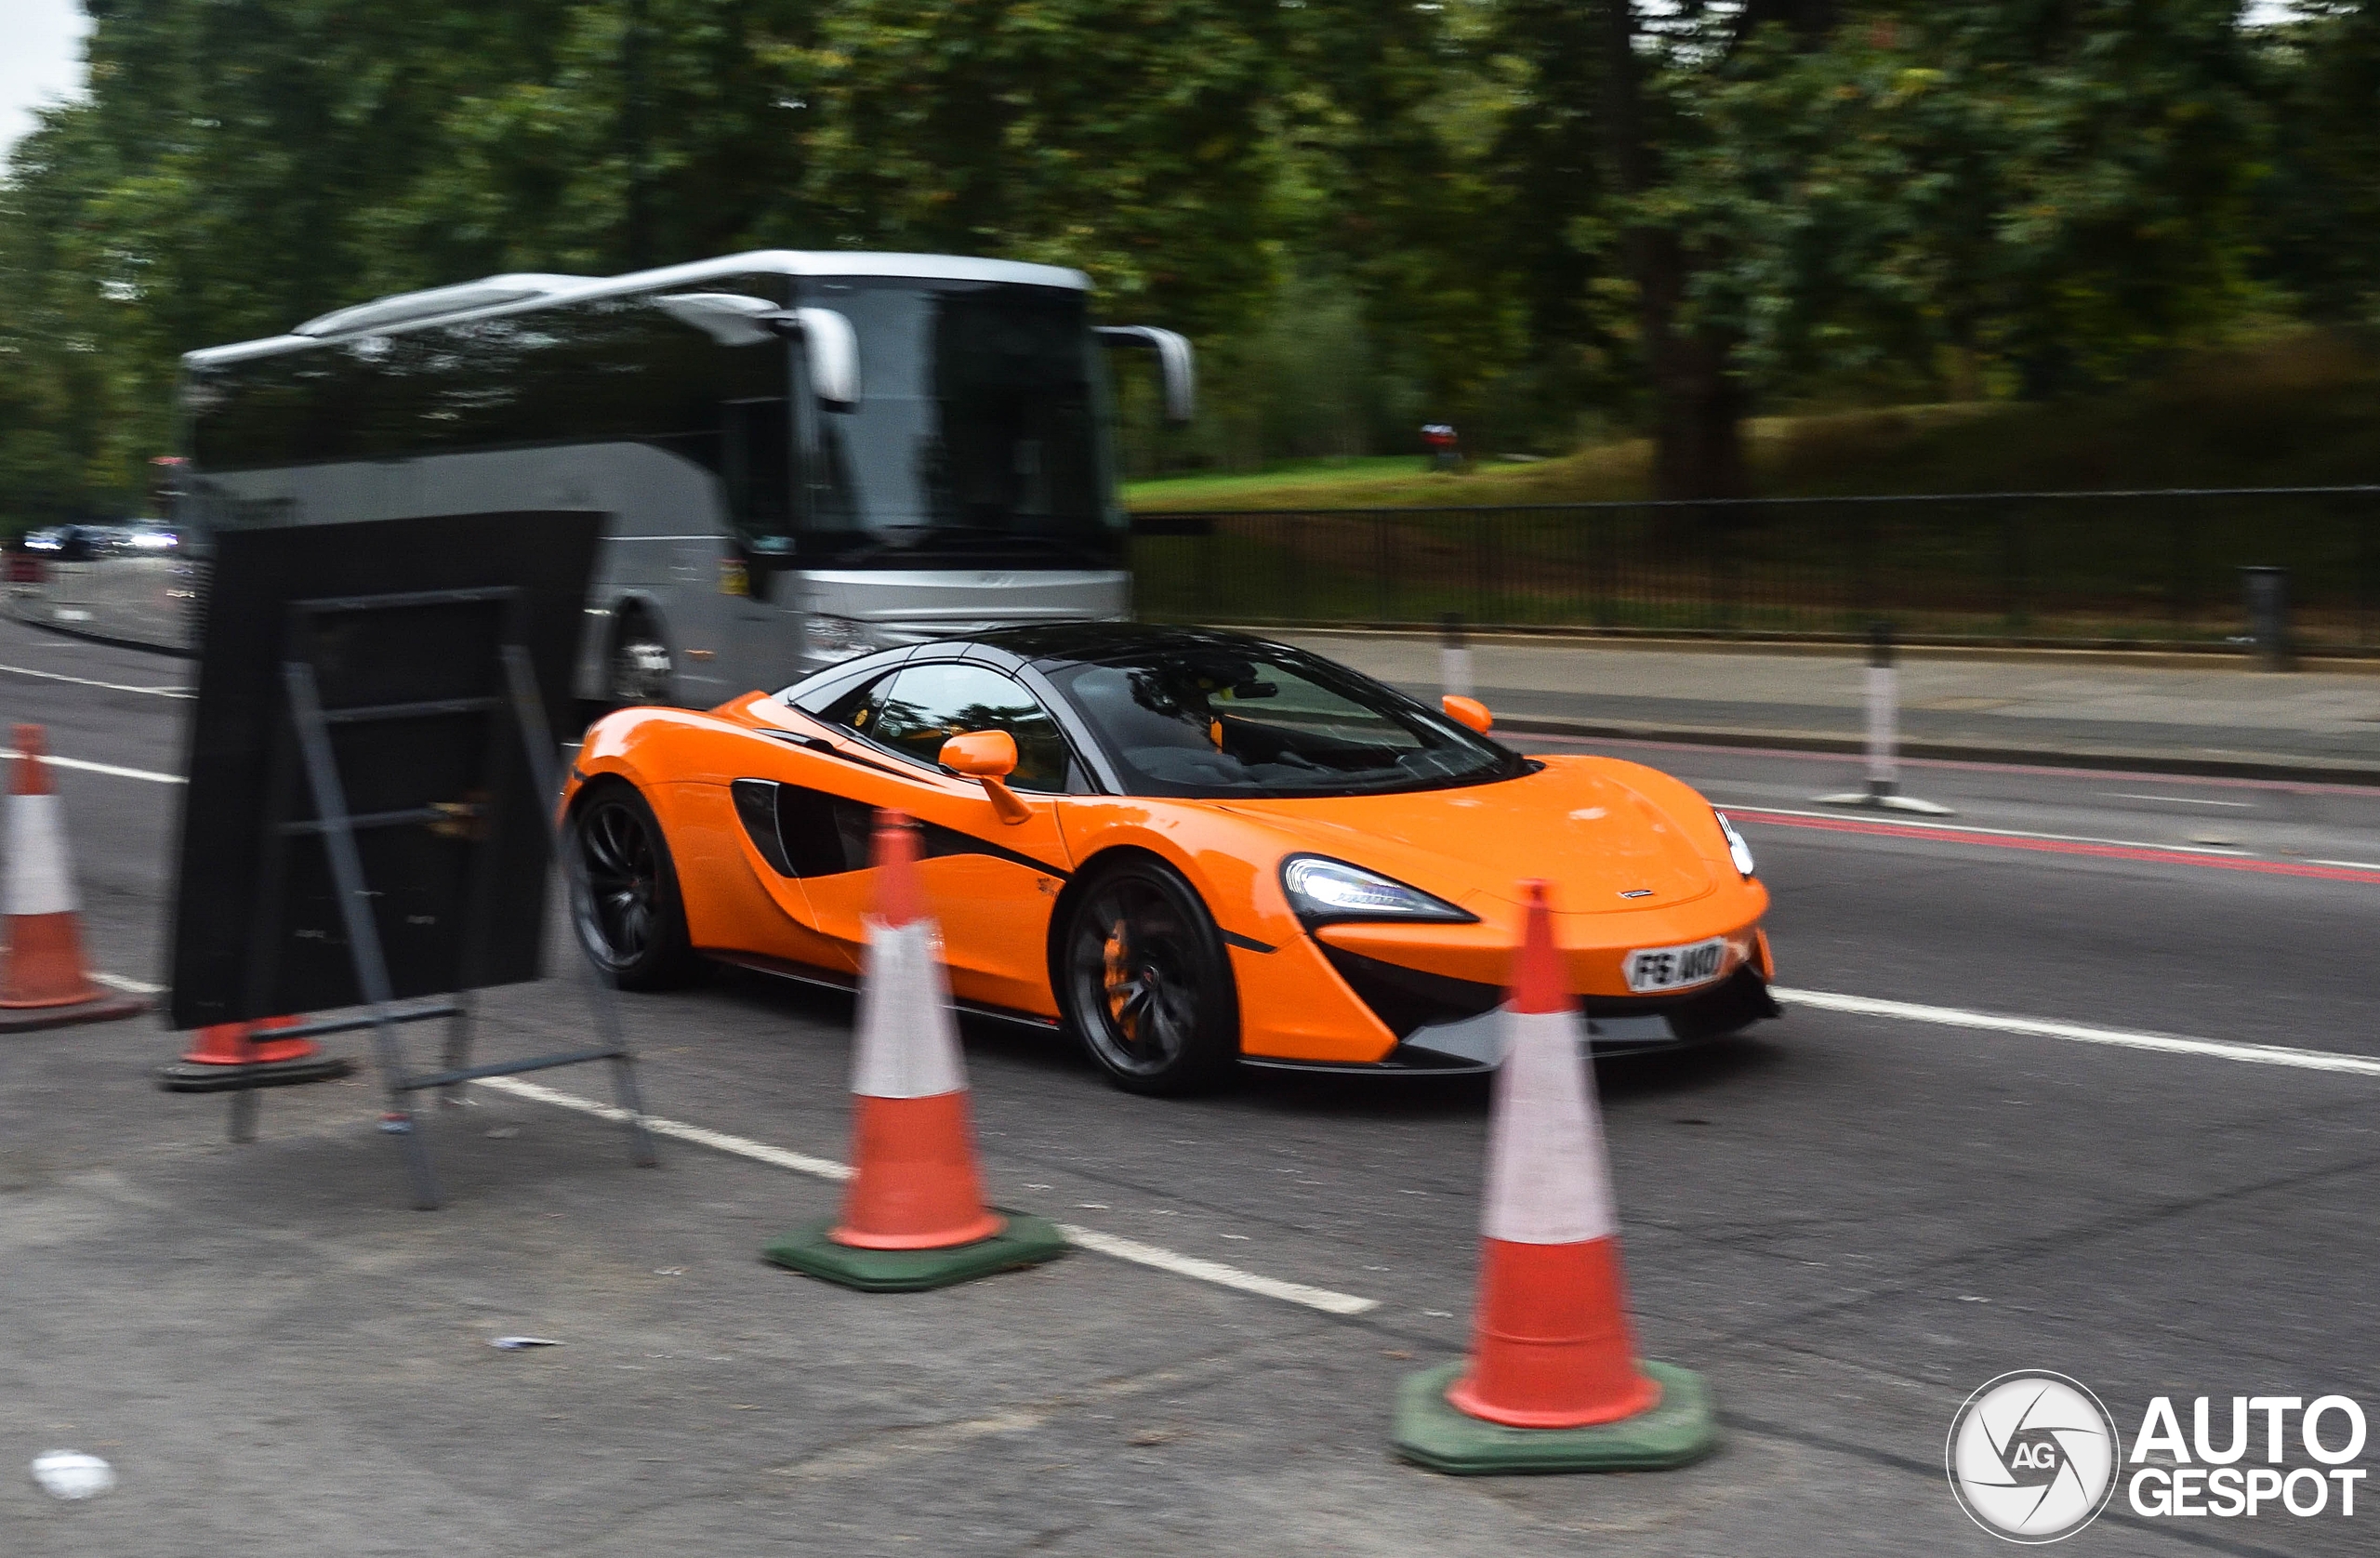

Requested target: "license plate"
[{"left": 1623, "top": 937, "right": 1727, "bottom": 993}]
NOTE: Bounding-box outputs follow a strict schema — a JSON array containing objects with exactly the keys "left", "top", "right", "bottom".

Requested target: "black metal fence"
[{"left": 1128, "top": 487, "right": 2380, "bottom": 653}]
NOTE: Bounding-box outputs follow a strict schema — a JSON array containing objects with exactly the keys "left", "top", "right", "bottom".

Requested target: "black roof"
[{"left": 971, "top": 621, "right": 1288, "bottom": 670}]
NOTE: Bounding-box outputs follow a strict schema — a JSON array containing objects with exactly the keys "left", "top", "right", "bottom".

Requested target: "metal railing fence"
[{"left": 1128, "top": 487, "right": 2380, "bottom": 653}]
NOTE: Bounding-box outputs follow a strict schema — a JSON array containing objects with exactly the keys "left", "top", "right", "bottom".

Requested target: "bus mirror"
[
  {"left": 1095, "top": 325, "right": 1196, "bottom": 424},
  {"left": 661, "top": 296, "right": 859, "bottom": 410},
  {"left": 791, "top": 307, "right": 860, "bottom": 412},
  {"left": 654, "top": 292, "right": 780, "bottom": 347}
]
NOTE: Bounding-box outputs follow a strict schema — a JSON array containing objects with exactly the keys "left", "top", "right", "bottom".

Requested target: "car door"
[{"left": 782, "top": 658, "right": 1080, "bottom": 1016}]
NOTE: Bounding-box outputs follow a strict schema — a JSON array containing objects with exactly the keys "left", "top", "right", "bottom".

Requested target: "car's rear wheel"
[
  {"left": 1059, "top": 857, "right": 1239, "bottom": 1095},
  {"left": 569, "top": 781, "right": 700, "bottom": 990}
]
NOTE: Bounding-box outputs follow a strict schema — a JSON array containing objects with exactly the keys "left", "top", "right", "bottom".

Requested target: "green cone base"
[
  {"left": 1393, "top": 1358, "right": 1716, "bottom": 1474},
  {"left": 762, "top": 1210, "right": 1068, "bottom": 1292}
]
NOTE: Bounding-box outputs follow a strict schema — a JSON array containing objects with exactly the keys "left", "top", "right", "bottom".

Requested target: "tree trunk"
[
  {"left": 1598, "top": 2, "right": 1751, "bottom": 502},
  {"left": 1650, "top": 332, "right": 1750, "bottom": 501}
]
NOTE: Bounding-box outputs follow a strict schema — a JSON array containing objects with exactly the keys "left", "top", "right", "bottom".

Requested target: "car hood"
[{"left": 1211, "top": 758, "right": 1719, "bottom": 914}]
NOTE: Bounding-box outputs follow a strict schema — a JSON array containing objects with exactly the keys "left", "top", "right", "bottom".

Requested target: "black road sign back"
[{"left": 166, "top": 511, "right": 602, "bottom": 1029}]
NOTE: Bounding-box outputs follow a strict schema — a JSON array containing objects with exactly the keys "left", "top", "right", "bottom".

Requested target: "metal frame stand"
[{"left": 229, "top": 585, "right": 654, "bottom": 1207}]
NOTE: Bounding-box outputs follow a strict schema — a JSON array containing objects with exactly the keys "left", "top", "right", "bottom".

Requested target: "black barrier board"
[{"left": 166, "top": 512, "right": 602, "bottom": 1029}]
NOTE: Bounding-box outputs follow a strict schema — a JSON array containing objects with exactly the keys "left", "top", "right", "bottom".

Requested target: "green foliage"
[
  {"left": 1655, "top": 2, "right": 2268, "bottom": 398},
  {"left": 1, "top": 0, "right": 2375, "bottom": 530}
]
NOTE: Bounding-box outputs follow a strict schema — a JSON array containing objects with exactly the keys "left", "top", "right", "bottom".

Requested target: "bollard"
[
  {"left": 1815, "top": 623, "right": 1952, "bottom": 815},
  {"left": 2239, "top": 566, "right": 2292, "bottom": 672},
  {"left": 1440, "top": 613, "right": 1474, "bottom": 701},
  {"left": 1862, "top": 620, "right": 1897, "bottom": 800}
]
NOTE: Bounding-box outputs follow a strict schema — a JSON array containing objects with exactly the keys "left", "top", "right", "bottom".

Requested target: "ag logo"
[{"left": 1949, "top": 1372, "right": 2122, "bottom": 1543}]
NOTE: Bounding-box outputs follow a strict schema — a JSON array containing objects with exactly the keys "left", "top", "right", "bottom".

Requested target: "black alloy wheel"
[
  {"left": 569, "top": 781, "right": 699, "bottom": 989},
  {"left": 1059, "top": 857, "right": 1239, "bottom": 1095}
]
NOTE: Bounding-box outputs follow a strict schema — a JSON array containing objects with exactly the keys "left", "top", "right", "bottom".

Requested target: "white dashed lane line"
[
  {"left": 0, "top": 662, "right": 192, "bottom": 698},
  {"left": 476, "top": 1074, "right": 1381, "bottom": 1317},
  {"left": 4, "top": 750, "right": 183, "bottom": 785},
  {"left": 479, "top": 984, "right": 2380, "bottom": 1319},
  {"left": 1777, "top": 988, "right": 2380, "bottom": 1078}
]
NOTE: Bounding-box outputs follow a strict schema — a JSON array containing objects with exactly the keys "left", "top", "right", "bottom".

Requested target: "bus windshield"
[{"left": 798, "top": 277, "right": 1120, "bottom": 569}]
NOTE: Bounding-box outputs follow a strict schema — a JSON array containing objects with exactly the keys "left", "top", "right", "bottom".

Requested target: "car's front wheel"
[
  {"left": 569, "top": 781, "right": 700, "bottom": 990},
  {"left": 1059, "top": 856, "right": 1240, "bottom": 1095}
]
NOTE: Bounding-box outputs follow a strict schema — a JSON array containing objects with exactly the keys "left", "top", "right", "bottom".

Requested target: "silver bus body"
[{"left": 175, "top": 251, "right": 1191, "bottom": 705}]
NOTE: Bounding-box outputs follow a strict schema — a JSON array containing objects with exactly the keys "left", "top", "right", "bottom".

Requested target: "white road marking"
[
  {"left": 4, "top": 750, "right": 183, "bottom": 785},
  {"left": 0, "top": 662, "right": 192, "bottom": 698},
  {"left": 2308, "top": 858, "right": 2380, "bottom": 871},
  {"left": 2098, "top": 792, "right": 2251, "bottom": 807},
  {"left": 1778, "top": 987, "right": 2380, "bottom": 1078},
  {"left": 476, "top": 1075, "right": 1380, "bottom": 1316},
  {"left": 1736, "top": 804, "right": 2242, "bottom": 854},
  {"left": 1055, "top": 1225, "right": 1378, "bottom": 1315},
  {"left": 479, "top": 1075, "right": 852, "bottom": 1179},
  {"left": 92, "top": 971, "right": 164, "bottom": 995}
]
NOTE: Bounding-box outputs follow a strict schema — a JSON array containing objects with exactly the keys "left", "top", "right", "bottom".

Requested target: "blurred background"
[{"left": 3, "top": 0, "right": 2377, "bottom": 523}]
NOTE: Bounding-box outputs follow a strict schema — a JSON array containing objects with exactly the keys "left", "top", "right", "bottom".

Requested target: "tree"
[
  {"left": 2253, "top": 2, "right": 2380, "bottom": 323},
  {"left": 1495, "top": 1, "right": 2262, "bottom": 498}
]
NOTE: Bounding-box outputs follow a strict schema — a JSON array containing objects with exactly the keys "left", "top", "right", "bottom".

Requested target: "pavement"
[
  {"left": 5, "top": 616, "right": 2379, "bottom": 1555},
  {"left": 1279, "top": 629, "right": 2380, "bottom": 783}
]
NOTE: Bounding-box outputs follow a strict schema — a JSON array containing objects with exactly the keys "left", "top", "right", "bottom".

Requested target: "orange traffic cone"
[
  {"left": 763, "top": 810, "right": 1065, "bottom": 1290},
  {"left": 1392, "top": 879, "right": 1717, "bottom": 1473},
  {"left": 155, "top": 1013, "right": 353, "bottom": 1093},
  {"left": 0, "top": 724, "right": 146, "bottom": 1033}
]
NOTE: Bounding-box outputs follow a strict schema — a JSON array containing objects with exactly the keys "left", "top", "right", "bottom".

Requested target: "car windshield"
[{"left": 1048, "top": 640, "right": 1522, "bottom": 798}]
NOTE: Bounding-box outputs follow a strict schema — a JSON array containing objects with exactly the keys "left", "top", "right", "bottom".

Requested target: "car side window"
[
  {"left": 813, "top": 673, "right": 891, "bottom": 737},
  {"left": 869, "top": 662, "right": 1076, "bottom": 793}
]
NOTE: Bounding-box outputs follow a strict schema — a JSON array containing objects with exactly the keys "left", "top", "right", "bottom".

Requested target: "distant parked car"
[{"left": 20, "top": 522, "right": 178, "bottom": 561}]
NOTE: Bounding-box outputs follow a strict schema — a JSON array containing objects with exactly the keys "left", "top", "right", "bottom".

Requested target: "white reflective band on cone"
[
  {"left": 849, "top": 918, "right": 967, "bottom": 1100},
  {"left": 5, "top": 793, "right": 78, "bottom": 918},
  {"left": 1480, "top": 1007, "right": 1619, "bottom": 1245}
]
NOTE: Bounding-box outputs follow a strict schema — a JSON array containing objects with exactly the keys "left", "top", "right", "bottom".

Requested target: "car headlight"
[
  {"left": 1714, "top": 811, "right": 1755, "bottom": 878},
  {"left": 1281, "top": 855, "right": 1476, "bottom": 926}
]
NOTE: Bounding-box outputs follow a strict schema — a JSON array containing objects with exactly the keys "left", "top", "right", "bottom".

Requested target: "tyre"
[
  {"left": 608, "top": 608, "right": 673, "bottom": 705},
  {"left": 569, "top": 780, "right": 701, "bottom": 990},
  {"left": 1058, "top": 856, "right": 1240, "bottom": 1095}
]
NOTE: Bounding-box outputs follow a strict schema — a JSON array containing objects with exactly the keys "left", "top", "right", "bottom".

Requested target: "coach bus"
[{"left": 176, "top": 252, "right": 1193, "bottom": 706}]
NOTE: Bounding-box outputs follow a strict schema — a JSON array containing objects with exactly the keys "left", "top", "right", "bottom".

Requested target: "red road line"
[
  {"left": 1523, "top": 732, "right": 2380, "bottom": 797},
  {"left": 1726, "top": 806, "right": 2380, "bottom": 884}
]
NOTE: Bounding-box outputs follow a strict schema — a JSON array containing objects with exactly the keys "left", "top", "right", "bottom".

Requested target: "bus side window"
[{"left": 723, "top": 397, "right": 793, "bottom": 551}]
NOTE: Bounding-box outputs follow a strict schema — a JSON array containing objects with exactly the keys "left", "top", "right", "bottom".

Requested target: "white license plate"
[{"left": 1623, "top": 937, "right": 1727, "bottom": 993}]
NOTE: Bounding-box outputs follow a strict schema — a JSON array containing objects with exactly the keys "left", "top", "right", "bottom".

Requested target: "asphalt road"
[{"left": 4, "top": 615, "right": 2376, "bottom": 1557}]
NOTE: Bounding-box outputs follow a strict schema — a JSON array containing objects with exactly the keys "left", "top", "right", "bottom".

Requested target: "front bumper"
[{"left": 1238, "top": 944, "right": 1780, "bottom": 1076}]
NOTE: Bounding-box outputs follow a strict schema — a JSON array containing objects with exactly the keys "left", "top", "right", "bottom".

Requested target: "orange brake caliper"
[{"left": 1103, "top": 922, "right": 1137, "bottom": 1040}]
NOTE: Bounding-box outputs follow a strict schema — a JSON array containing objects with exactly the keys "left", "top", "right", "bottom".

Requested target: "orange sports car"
[{"left": 563, "top": 624, "right": 1778, "bottom": 1094}]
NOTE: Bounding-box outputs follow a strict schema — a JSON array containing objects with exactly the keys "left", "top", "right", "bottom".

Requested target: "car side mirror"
[
  {"left": 1442, "top": 694, "right": 1492, "bottom": 733},
  {"left": 939, "top": 731, "right": 1031, "bottom": 825}
]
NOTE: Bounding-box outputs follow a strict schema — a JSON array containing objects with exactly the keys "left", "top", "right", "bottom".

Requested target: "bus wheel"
[{"left": 609, "top": 611, "right": 672, "bottom": 705}]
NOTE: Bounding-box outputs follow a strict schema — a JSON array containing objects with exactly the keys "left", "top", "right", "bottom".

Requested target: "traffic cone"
[
  {"left": 0, "top": 725, "right": 147, "bottom": 1033},
  {"left": 1392, "top": 879, "right": 1717, "bottom": 1474},
  {"left": 154, "top": 1013, "right": 354, "bottom": 1093},
  {"left": 763, "top": 809, "right": 1066, "bottom": 1291}
]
